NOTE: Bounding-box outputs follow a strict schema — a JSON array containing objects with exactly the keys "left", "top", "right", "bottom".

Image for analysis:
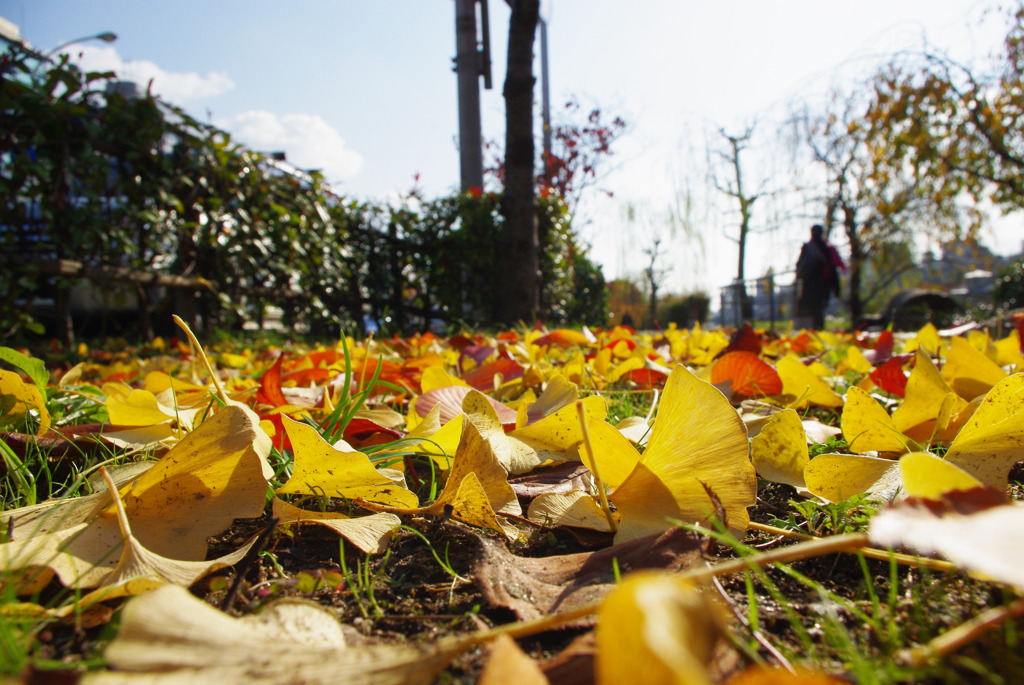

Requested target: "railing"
[{"left": 717, "top": 272, "right": 798, "bottom": 330}]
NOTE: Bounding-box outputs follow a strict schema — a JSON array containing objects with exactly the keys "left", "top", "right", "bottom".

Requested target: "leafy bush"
[
  {"left": 993, "top": 256, "right": 1024, "bottom": 310},
  {"left": 0, "top": 48, "right": 607, "bottom": 343}
]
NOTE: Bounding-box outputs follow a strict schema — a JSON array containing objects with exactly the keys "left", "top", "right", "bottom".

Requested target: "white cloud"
[
  {"left": 216, "top": 110, "right": 365, "bottom": 182},
  {"left": 73, "top": 45, "right": 234, "bottom": 102}
]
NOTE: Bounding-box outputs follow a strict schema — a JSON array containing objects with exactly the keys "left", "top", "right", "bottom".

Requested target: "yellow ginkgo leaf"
[
  {"left": 512, "top": 393, "right": 606, "bottom": 462},
  {"left": 751, "top": 409, "right": 808, "bottom": 489},
  {"left": 421, "top": 415, "right": 522, "bottom": 538},
  {"left": 942, "top": 335, "right": 1008, "bottom": 401},
  {"left": 271, "top": 499, "right": 400, "bottom": 554},
  {"left": 374, "top": 405, "right": 463, "bottom": 470},
  {"left": 358, "top": 412, "right": 522, "bottom": 539},
  {"left": 777, "top": 356, "right": 842, "bottom": 409},
  {"left": 276, "top": 416, "right": 419, "bottom": 509},
  {"left": 463, "top": 391, "right": 544, "bottom": 475},
  {"left": 891, "top": 350, "right": 967, "bottom": 444},
  {"left": 944, "top": 373, "right": 1024, "bottom": 487},
  {"left": 104, "top": 385, "right": 175, "bottom": 427},
  {"left": 595, "top": 572, "right": 724, "bottom": 685},
  {"left": 913, "top": 322, "right": 941, "bottom": 355},
  {"left": 0, "top": 369, "right": 50, "bottom": 435},
  {"left": 526, "top": 490, "right": 616, "bottom": 532},
  {"left": 609, "top": 365, "right": 756, "bottom": 543},
  {"left": 899, "top": 452, "right": 983, "bottom": 499},
  {"left": 579, "top": 417, "right": 641, "bottom": 489},
  {"left": 841, "top": 386, "right": 910, "bottom": 455},
  {"left": 0, "top": 406, "right": 271, "bottom": 588},
  {"left": 803, "top": 453, "right": 898, "bottom": 503}
]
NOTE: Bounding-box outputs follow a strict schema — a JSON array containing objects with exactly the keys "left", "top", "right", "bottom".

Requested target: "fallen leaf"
[
  {"left": 750, "top": 409, "right": 808, "bottom": 489},
  {"left": 0, "top": 368, "right": 50, "bottom": 435},
  {"left": 472, "top": 527, "right": 707, "bottom": 621},
  {"left": 710, "top": 351, "right": 783, "bottom": 398},
  {"left": 942, "top": 335, "right": 1007, "bottom": 401},
  {"left": 898, "top": 452, "right": 983, "bottom": 499},
  {"left": 776, "top": 356, "right": 842, "bottom": 409},
  {"left": 943, "top": 373, "right": 1024, "bottom": 487},
  {"left": 840, "top": 386, "right": 911, "bottom": 455},
  {"left": 595, "top": 571, "right": 726, "bottom": 685},
  {"left": 276, "top": 415, "right": 419, "bottom": 509},
  {"left": 803, "top": 453, "right": 897, "bottom": 503},
  {"left": 84, "top": 585, "right": 471, "bottom": 685},
  {"left": 0, "top": 405, "right": 272, "bottom": 587},
  {"left": 478, "top": 635, "right": 549, "bottom": 685},
  {"left": 595, "top": 366, "right": 756, "bottom": 543},
  {"left": 272, "top": 499, "right": 400, "bottom": 554},
  {"left": 869, "top": 489, "right": 1024, "bottom": 590}
]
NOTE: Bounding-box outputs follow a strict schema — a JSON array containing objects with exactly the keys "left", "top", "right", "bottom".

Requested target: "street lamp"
[{"left": 43, "top": 31, "right": 117, "bottom": 59}]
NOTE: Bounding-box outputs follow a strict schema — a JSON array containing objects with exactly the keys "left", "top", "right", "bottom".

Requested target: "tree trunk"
[
  {"left": 843, "top": 206, "right": 864, "bottom": 326},
  {"left": 500, "top": 0, "right": 541, "bottom": 325}
]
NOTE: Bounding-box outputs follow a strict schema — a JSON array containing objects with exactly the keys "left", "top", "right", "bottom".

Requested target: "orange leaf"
[{"left": 710, "top": 351, "right": 782, "bottom": 397}]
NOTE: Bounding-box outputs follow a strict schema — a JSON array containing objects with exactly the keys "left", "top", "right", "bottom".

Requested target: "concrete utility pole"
[{"left": 453, "top": 0, "right": 491, "bottom": 192}]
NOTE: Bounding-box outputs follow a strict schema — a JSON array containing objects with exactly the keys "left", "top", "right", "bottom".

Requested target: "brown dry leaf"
[
  {"left": 869, "top": 488, "right": 1024, "bottom": 590},
  {"left": 83, "top": 585, "right": 472, "bottom": 685},
  {"left": 472, "top": 527, "right": 707, "bottom": 621},
  {"left": 271, "top": 499, "right": 400, "bottom": 554},
  {"left": 595, "top": 571, "right": 726, "bottom": 685},
  {"left": 478, "top": 634, "right": 549, "bottom": 685}
]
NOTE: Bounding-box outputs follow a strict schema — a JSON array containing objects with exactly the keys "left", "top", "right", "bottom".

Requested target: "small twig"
[
  {"left": 899, "top": 596, "right": 1024, "bottom": 668},
  {"left": 220, "top": 518, "right": 279, "bottom": 613},
  {"left": 747, "top": 521, "right": 957, "bottom": 573}
]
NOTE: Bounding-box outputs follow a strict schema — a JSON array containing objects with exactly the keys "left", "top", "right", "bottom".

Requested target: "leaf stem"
[
  {"left": 899, "top": 596, "right": 1024, "bottom": 668},
  {"left": 576, "top": 400, "right": 617, "bottom": 533},
  {"left": 748, "top": 521, "right": 957, "bottom": 572},
  {"left": 172, "top": 314, "right": 229, "bottom": 405}
]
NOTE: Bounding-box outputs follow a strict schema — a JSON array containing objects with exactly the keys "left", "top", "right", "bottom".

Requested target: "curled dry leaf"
[
  {"left": 0, "top": 404, "right": 272, "bottom": 589},
  {"left": 477, "top": 634, "right": 549, "bottom": 685},
  {"left": 272, "top": 499, "right": 400, "bottom": 555},
  {"left": 83, "top": 585, "right": 472, "bottom": 685},
  {"left": 472, "top": 527, "right": 707, "bottom": 622}
]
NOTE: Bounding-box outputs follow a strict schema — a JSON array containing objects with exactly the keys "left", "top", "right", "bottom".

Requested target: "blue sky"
[{"left": 2, "top": 1, "right": 1015, "bottom": 298}]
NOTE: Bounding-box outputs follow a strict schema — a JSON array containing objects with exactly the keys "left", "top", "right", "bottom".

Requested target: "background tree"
[
  {"left": 865, "top": 4, "right": 1024, "bottom": 219},
  {"left": 709, "top": 126, "right": 763, "bottom": 321},
  {"left": 499, "top": 0, "right": 541, "bottom": 325}
]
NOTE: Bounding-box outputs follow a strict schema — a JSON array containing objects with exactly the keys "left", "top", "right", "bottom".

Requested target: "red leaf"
[
  {"left": 620, "top": 368, "right": 668, "bottom": 389},
  {"left": 256, "top": 354, "right": 288, "bottom": 407},
  {"left": 710, "top": 351, "right": 783, "bottom": 397},
  {"left": 721, "top": 323, "right": 763, "bottom": 356},
  {"left": 870, "top": 356, "right": 909, "bottom": 397},
  {"left": 461, "top": 357, "right": 524, "bottom": 391}
]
